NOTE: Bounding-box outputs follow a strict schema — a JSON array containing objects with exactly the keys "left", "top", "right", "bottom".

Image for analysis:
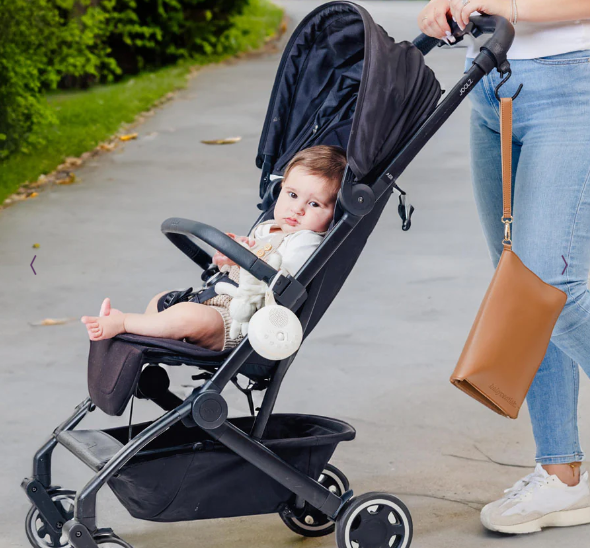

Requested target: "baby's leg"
[
  {"left": 82, "top": 303, "right": 225, "bottom": 350},
  {"left": 145, "top": 290, "right": 172, "bottom": 315}
]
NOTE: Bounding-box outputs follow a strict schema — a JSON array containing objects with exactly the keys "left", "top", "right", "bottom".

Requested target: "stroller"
[{"left": 21, "top": 3, "right": 516, "bottom": 547}]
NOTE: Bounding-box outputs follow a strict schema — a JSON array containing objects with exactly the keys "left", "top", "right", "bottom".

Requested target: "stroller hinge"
[
  {"left": 338, "top": 166, "right": 375, "bottom": 217},
  {"left": 22, "top": 478, "right": 68, "bottom": 536},
  {"left": 63, "top": 520, "right": 99, "bottom": 548}
]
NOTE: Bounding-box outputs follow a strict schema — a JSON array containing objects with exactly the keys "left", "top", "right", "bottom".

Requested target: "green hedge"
[
  {"left": 0, "top": 0, "right": 283, "bottom": 205},
  {"left": 0, "top": 0, "right": 253, "bottom": 160}
]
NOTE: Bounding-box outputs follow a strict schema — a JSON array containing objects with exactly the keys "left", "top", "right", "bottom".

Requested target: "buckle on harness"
[{"left": 203, "top": 270, "right": 224, "bottom": 288}]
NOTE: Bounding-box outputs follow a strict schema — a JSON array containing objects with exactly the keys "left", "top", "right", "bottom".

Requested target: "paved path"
[{"left": 1, "top": 2, "right": 589, "bottom": 547}]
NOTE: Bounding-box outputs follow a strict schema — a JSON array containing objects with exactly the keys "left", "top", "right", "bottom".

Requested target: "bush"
[
  {"left": 107, "top": 0, "right": 251, "bottom": 73},
  {"left": 0, "top": 0, "right": 57, "bottom": 159},
  {"left": 0, "top": 0, "right": 256, "bottom": 159}
]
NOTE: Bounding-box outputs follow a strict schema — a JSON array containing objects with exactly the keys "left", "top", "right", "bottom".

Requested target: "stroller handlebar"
[
  {"left": 161, "top": 217, "right": 280, "bottom": 284},
  {"left": 413, "top": 14, "right": 515, "bottom": 70}
]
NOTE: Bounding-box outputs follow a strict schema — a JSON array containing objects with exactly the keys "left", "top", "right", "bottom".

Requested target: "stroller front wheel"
[
  {"left": 335, "top": 492, "right": 413, "bottom": 548},
  {"left": 279, "top": 463, "right": 349, "bottom": 537},
  {"left": 25, "top": 490, "right": 76, "bottom": 548}
]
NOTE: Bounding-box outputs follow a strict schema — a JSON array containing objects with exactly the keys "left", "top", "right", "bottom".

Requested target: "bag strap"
[{"left": 500, "top": 97, "right": 513, "bottom": 250}]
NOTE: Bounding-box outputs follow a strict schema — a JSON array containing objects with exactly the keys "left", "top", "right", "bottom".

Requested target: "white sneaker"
[{"left": 480, "top": 463, "right": 590, "bottom": 534}]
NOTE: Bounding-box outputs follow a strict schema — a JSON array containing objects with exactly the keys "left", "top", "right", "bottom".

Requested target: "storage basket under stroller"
[{"left": 104, "top": 414, "right": 355, "bottom": 522}]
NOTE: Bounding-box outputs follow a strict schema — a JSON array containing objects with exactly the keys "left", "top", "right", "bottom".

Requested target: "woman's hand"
[
  {"left": 448, "top": 0, "right": 511, "bottom": 29},
  {"left": 212, "top": 233, "right": 256, "bottom": 267},
  {"left": 418, "top": 0, "right": 454, "bottom": 39},
  {"left": 418, "top": 0, "right": 511, "bottom": 38}
]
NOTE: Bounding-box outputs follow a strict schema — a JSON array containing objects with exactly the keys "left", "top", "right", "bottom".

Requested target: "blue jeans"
[{"left": 465, "top": 50, "right": 590, "bottom": 465}]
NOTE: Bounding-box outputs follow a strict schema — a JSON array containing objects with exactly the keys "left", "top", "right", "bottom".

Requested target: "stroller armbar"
[{"left": 161, "top": 217, "right": 279, "bottom": 284}]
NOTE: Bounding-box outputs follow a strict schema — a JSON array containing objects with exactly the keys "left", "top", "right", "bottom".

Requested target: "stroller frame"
[{"left": 22, "top": 10, "right": 515, "bottom": 548}]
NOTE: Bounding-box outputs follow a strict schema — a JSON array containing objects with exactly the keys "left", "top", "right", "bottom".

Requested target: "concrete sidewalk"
[{"left": 1, "top": 2, "right": 589, "bottom": 547}]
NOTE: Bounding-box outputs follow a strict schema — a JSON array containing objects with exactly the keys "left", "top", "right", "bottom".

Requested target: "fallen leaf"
[
  {"left": 200, "top": 136, "right": 242, "bottom": 145},
  {"left": 56, "top": 173, "right": 77, "bottom": 185},
  {"left": 99, "top": 143, "right": 116, "bottom": 151},
  {"left": 27, "top": 192, "right": 39, "bottom": 198},
  {"left": 119, "top": 133, "right": 138, "bottom": 141},
  {"left": 30, "top": 317, "right": 78, "bottom": 327},
  {"left": 32, "top": 243, "right": 40, "bottom": 248}
]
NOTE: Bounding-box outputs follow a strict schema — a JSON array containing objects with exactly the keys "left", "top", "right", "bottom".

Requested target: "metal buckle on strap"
[
  {"left": 502, "top": 215, "right": 513, "bottom": 246},
  {"left": 203, "top": 270, "right": 224, "bottom": 288}
]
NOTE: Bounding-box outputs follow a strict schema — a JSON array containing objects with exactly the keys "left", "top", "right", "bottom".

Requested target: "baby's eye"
[
  {"left": 288, "top": 191, "right": 297, "bottom": 199},
  {"left": 309, "top": 201, "right": 320, "bottom": 208}
]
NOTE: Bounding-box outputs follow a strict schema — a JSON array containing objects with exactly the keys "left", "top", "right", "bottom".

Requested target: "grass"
[{"left": 0, "top": 0, "right": 284, "bottom": 205}]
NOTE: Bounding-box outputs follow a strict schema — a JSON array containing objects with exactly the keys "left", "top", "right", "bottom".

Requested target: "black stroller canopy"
[{"left": 256, "top": 1, "right": 441, "bottom": 192}]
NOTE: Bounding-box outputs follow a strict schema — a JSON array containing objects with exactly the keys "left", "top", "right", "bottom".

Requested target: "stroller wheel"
[
  {"left": 279, "top": 463, "right": 349, "bottom": 537},
  {"left": 335, "top": 492, "right": 413, "bottom": 548},
  {"left": 25, "top": 490, "right": 75, "bottom": 548}
]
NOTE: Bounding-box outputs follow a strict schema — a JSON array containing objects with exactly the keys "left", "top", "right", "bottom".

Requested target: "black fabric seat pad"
[{"left": 115, "top": 333, "right": 276, "bottom": 381}]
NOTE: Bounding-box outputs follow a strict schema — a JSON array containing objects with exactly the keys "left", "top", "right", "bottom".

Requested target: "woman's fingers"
[
  {"left": 418, "top": 0, "right": 453, "bottom": 39},
  {"left": 449, "top": 0, "right": 479, "bottom": 29}
]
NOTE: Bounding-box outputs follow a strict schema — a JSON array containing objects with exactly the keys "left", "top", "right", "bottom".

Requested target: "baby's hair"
[{"left": 283, "top": 145, "right": 347, "bottom": 202}]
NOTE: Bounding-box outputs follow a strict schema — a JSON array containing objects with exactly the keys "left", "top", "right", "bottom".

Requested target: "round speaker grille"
[{"left": 269, "top": 307, "right": 289, "bottom": 328}]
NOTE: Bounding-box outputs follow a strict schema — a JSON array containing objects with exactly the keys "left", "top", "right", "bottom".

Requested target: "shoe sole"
[{"left": 483, "top": 507, "right": 590, "bottom": 534}]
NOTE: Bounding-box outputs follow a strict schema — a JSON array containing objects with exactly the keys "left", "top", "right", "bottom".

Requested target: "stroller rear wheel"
[
  {"left": 25, "top": 490, "right": 75, "bottom": 548},
  {"left": 279, "top": 463, "right": 349, "bottom": 537},
  {"left": 335, "top": 492, "right": 413, "bottom": 548}
]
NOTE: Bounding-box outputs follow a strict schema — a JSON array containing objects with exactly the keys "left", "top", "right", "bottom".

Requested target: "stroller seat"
[{"left": 88, "top": 329, "right": 277, "bottom": 417}]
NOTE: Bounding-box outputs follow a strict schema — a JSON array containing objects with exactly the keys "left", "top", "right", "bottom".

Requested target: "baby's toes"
[{"left": 89, "top": 326, "right": 103, "bottom": 341}]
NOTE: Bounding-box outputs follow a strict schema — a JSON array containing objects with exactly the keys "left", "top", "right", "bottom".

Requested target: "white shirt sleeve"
[{"left": 278, "top": 231, "right": 324, "bottom": 277}]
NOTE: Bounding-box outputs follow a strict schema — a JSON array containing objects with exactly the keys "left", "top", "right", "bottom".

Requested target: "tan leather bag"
[{"left": 450, "top": 97, "right": 567, "bottom": 419}]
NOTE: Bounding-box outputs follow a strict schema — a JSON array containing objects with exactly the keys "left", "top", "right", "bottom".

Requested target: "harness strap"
[
  {"left": 190, "top": 274, "right": 238, "bottom": 303},
  {"left": 161, "top": 274, "right": 239, "bottom": 310}
]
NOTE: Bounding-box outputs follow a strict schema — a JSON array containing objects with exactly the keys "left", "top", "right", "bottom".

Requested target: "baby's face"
[{"left": 274, "top": 166, "right": 336, "bottom": 234}]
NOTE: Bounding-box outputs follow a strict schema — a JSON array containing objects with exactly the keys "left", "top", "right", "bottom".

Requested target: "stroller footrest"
[{"left": 56, "top": 430, "right": 123, "bottom": 472}]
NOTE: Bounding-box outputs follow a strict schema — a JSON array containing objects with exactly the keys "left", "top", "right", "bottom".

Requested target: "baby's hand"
[{"left": 212, "top": 233, "right": 255, "bottom": 267}]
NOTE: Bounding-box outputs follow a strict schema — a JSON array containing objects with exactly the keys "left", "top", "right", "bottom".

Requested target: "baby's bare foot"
[
  {"left": 81, "top": 314, "right": 126, "bottom": 341},
  {"left": 99, "top": 297, "right": 124, "bottom": 317}
]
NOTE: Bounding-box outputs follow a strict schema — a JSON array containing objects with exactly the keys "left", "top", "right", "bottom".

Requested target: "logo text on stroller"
[{"left": 460, "top": 79, "right": 473, "bottom": 96}]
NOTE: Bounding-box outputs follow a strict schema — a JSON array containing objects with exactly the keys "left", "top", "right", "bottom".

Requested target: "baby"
[{"left": 81, "top": 145, "right": 347, "bottom": 351}]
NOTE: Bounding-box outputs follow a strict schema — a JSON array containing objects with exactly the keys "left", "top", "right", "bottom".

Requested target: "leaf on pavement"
[
  {"left": 56, "top": 173, "right": 77, "bottom": 185},
  {"left": 30, "top": 317, "right": 78, "bottom": 327},
  {"left": 119, "top": 133, "right": 138, "bottom": 141},
  {"left": 201, "top": 136, "right": 241, "bottom": 145}
]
